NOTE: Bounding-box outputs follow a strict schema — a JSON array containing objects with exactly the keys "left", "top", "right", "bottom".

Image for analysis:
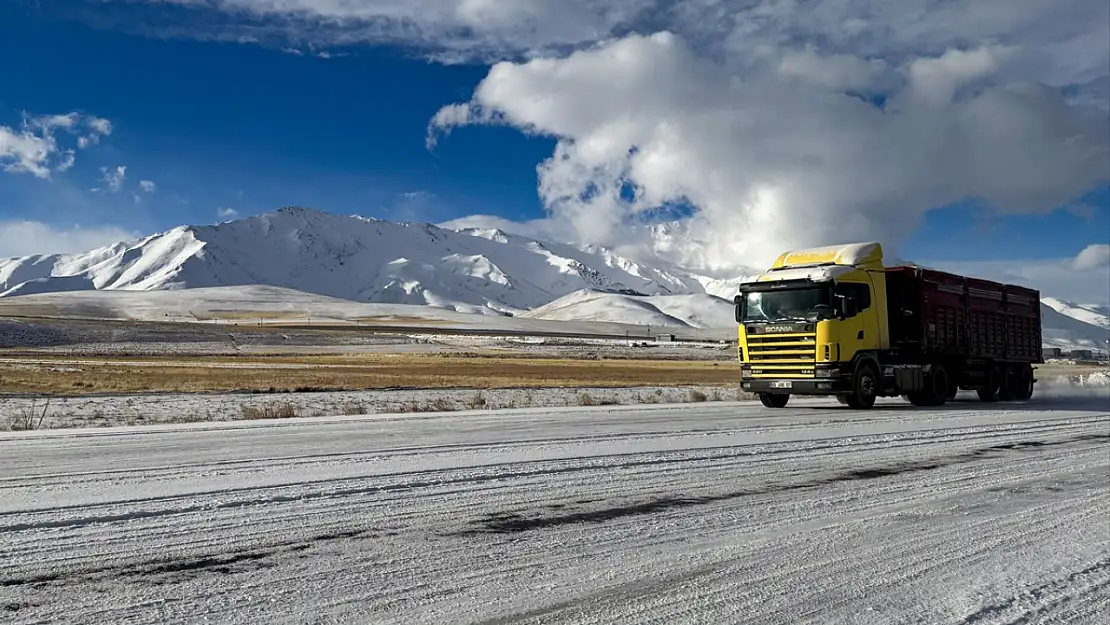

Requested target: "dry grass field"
[{"left": 0, "top": 352, "right": 741, "bottom": 395}]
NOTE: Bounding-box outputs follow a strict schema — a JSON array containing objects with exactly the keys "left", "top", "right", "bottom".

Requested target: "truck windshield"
[{"left": 741, "top": 287, "right": 832, "bottom": 323}]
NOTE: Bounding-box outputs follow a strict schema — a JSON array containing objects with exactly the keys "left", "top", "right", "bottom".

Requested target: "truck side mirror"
[{"left": 733, "top": 295, "right": 743, "bottom": 323}]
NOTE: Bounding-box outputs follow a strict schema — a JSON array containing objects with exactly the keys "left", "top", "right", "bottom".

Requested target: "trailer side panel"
[{"left": 886, "top": 267, "right": 1042, "bottom": 363}]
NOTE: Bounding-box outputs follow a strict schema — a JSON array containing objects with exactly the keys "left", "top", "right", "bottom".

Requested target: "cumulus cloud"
[
  {"left": 0, "top": 221, "right": 136, "bottom": 258},
  {"left": 139, "top": 180, "right": 157, "bottom": 193},
  {"left": 429, "top": 32, "right": 1109, "bottom": 271},
  {"left": 0, "top": 111, "right": 113, "bottom": 178},
  {"left": 217, "top": 206, "right": 239, "bottom": 219},
  {"left": 109, "top": 1, "right": 1109, "bottom": 275},
  {"left": 1073, "top": 244, "right": 1110, "bottom": 271}
]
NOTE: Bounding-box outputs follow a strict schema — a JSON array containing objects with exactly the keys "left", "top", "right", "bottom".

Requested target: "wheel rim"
[{"left": 860, "top": 374, "right": 875, "bottom": 397}]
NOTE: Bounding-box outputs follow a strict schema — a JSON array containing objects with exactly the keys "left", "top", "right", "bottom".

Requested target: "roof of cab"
[{"left": 770, "top": 242, "right": 883, "bottom": 270}]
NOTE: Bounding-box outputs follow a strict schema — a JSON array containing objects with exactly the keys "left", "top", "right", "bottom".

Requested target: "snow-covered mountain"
[
  {"left": 1041, "top": 297, "right": 1109, "bottom": 331},
  {"left": 1, "top": 206, "right": 1107, "bottom": 346},
  {"left": 0, "top": 207, "right": 729, "bottom": 316},
  {"left": 1040, "top": 302, "right": 1110, "bottom": 352}
]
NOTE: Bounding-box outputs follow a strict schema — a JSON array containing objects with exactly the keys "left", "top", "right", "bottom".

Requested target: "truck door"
[{"left": 834, "top": 280, "right": 880, "bottom": 361}]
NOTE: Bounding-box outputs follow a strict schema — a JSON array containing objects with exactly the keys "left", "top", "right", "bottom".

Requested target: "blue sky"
[
  {"left": 0, "top": 2, "right": 558, "bottom": 236},
  {"left": 0, "top": 0, "right": 1107, "bottom": 284}
]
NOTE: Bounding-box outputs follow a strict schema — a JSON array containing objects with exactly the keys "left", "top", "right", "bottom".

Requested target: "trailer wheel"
[
  {"left": 845, "top": 364, "right": 878, "bottom": 410},
  {"left": 998, "top": 366, "right": 1018, "bottom": 401},
  {"left": 977, "top": 366, "right": 1002, "bottom": 402},
  {"left": 1014, "top": 366, "right": 1034, "bottom": 401},
  {"left": 907, "top": 365, "right": 948, "bottom": 406},
  {"left": 759, "top": 393, "right": 790, "bottom": 408}
]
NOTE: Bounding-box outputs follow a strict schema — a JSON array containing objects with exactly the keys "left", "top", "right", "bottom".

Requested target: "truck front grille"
[{"left": 745, "top": 333, "right": 817, "bottom": 378}]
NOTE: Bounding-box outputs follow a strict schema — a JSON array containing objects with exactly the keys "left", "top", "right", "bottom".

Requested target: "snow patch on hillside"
[
  {"left": 521, "top": 290, "right": 735, "bottom": 329},
  {"left": 0, "top": 275, "right": 96, "bottom": 298},
  {"left": 1042, "top": 297, "right": 1110, "bottom": 330},
  {"left": 1040, "top": 303, "right": 1110, "bottom": 351}
]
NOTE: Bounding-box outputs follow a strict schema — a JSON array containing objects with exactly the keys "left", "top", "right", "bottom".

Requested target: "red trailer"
[{"left": 884, "top": 266, "right": 1042, "bottom": 402}]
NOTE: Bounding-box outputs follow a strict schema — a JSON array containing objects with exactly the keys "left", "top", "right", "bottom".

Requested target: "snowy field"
[
  {"left": 2, "top": 395, "right": 1108, "bottom": 624},
  {"left": 0, "top": 384, "right": 741, "bottom": 430},
  {"left": 2, "top": 366, "right": 1105, "bottom": 431}
]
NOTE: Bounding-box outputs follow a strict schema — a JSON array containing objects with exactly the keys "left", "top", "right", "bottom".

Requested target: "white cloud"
[
  {"left": 108, "top": 1, "right": 1108, "bottom": 275},
  {"left": 139, "top": 180, "right": 157, "bottom": 193},
  {"left": 905, "top": 45, "right": 1016, "bottom": 106},
  {"left": 436, "top": 214, "right": 555, "bottom": 239},
  {"left": 217, "top": 207, "right": 239, "bottom": 219},
  {"left": 401, "top": 190, "right": 436, "bottom": 201},
  {"left": 0, "top": 111, "right": 113, "bottom": 179},
  {"left": 429, "top": 32, "right": 1109, "bottom": 272},
  {"left": 86, "top": 117, "right": 112, "bottom": 135},
  {"left": 95, "top": 165, "right": 127, "bottom": 193},
  {"left": 0, "top": 127, "right": 54, "bottom": 178},
  {"left": 0, "top": 221, "right": 136, "bottom": 258},
  {"left": 114, "top": 1, "right": 1108, "bottom": 91},
  {"left": 1073, "top": 243, "right": 1110, "bottom": 271}
]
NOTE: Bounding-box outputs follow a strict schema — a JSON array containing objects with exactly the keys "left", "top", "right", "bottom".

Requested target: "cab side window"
[{"left": 835, "top": 282, "right": 872, "bottom": 315}]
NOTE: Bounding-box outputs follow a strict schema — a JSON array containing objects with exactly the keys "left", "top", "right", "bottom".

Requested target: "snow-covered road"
[{"left": 2, "top": 397, "right": 1108, "bottom": 624}]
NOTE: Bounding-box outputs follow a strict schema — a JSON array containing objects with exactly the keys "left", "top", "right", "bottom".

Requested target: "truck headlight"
[{"left": 815, "top": 368, "right": 838, "bottom": 378}]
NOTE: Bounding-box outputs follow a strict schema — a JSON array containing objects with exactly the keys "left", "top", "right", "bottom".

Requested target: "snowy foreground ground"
[{"left": 2, "top": 395, "right": 1108, "bottom": 624}]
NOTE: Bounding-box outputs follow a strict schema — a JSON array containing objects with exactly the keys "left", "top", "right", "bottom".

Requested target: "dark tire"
[
  {"left": 759, "top": 393, "right": 790, "bottom": 408},
  {"left": 845, "top": 363, "right": 878, "bottom": 410},
  {"left": 999, "top": 365, "right": 1017, "bottom": 401},
  {"left": 1014, "top": 365, "right": 1034, "bottom": 401},
  {"left": 977, "top": 365, "right": 1002, "bottom": 402},
  {"left": 908, "top": 365, "right": 948, "bottom": 406}
]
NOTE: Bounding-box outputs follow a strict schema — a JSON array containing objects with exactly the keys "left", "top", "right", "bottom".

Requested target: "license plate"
[{"left": 770, "top": 381, "right": 793, "bottom": 389}]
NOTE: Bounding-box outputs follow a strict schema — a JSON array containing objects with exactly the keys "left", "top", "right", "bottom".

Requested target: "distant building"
[
  {"left": 655, "top": 334, "right": 676, "bottom": 342},
  {"left": 1042, "top": 347, "right": 1062, "bottom": 359},
  {"left": 1069, "top": 349, "right": 1094, "bottom": 360}
]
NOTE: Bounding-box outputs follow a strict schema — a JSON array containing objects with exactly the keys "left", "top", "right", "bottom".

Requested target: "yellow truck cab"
[
  {"left": 734, "top": 241, "right": 1043, "bottom": 410},
  {"left": 735, "top": 242, "right": 887, "bottom": 409}
]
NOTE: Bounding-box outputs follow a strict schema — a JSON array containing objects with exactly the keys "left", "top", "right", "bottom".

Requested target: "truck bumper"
[{"left": 740, "top": 364, "right": 850, "bottom": 395}]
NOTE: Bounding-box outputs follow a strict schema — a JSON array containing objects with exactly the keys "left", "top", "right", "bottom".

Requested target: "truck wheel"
[
  {"left": 907, "top": 365, "right": 948, "bottom": 406},
  {"left": 998, "top": 366, "right": 1017, "bottom": 401},
  {"left": 977, "top": 366, "right": 1002, "bottom": 402},
  {"left": 845, "top": 364, "right": 878, "bottom": 410},
  {"left": 759, "top": 393, "right": 789, "bottom": 408},
  {"left": 1014, "top": 366, "right": 1034, "bottom": 401}
]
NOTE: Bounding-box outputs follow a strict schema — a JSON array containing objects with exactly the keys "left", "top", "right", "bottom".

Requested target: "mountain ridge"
[
  {"left": 0, "top": 207, "right": 735, "bottom": 314},
  {"left": 1, "top": 206, "right": 1106, "bottom": 348}
]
